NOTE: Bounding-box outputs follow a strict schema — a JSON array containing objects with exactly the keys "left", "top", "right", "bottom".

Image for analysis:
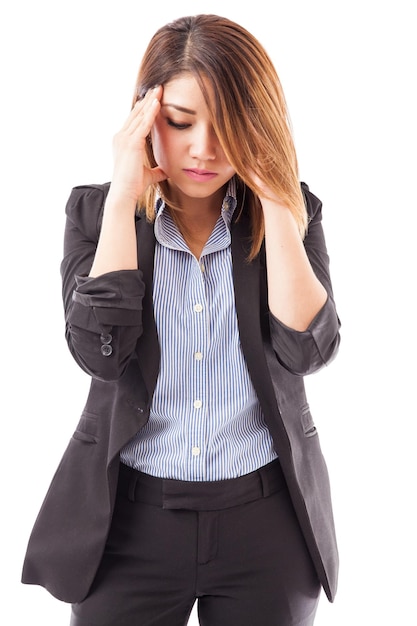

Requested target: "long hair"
[{"left": 133, "top": 14, "right": 307, "bottom": 260}]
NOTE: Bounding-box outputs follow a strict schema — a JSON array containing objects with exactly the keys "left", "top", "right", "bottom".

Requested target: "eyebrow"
[{"left": 161, "top": 103, "right": 197, "bottom": 115}]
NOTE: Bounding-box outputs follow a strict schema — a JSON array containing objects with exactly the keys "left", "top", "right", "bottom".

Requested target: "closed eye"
[{"left": 167, "top": 118, "right": 191, "bottom": 130}]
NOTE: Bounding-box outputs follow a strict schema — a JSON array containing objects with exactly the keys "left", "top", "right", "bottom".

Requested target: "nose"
[{"left": 189, "top": 124, "right": 218, "bottom": 161}]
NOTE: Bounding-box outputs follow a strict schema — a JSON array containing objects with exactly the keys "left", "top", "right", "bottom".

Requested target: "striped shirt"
[{"left": 120, "top": 179, "right": 278, "bottom": 480}]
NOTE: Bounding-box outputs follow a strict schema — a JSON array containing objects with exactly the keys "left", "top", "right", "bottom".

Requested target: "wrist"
[{"left": 104, "top": 188, "right": 139, "bottom": 215}]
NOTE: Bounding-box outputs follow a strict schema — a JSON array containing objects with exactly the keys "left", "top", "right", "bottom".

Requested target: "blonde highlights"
[{"left": 133, "top": 14, "right": 307, "bottom": 260}]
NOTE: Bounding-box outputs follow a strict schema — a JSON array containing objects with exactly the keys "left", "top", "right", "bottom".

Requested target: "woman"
[{"left": 22, "top": 14, "right": 341, "bottom": 626}]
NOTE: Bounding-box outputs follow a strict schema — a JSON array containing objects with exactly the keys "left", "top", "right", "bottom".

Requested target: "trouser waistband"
[{"left": 118, "top": 459, "right": 285, "bottom": 512}]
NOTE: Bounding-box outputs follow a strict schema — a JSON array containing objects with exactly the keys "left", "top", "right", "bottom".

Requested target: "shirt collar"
[{"left": 155, "top": 177, "right": 237, "bottom": 220}]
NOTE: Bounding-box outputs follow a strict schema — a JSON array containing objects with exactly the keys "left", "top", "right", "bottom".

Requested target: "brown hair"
[{"left": 133, "top": 14, "right": 307, "bottom": 260}]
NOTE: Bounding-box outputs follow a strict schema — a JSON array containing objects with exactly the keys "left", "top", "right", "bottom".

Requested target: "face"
[{"left": 150, "top": 73, "right": 235, "bottom": 208}]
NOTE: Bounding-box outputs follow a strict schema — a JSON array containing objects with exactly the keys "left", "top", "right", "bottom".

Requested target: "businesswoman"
[{"left": 22, "top": 14, "right": 341, "bottom": 626}]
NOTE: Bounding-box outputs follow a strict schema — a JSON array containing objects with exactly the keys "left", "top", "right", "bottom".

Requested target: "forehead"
[{"left": 162, "top": 73, "right": 212, "bottom": 109}]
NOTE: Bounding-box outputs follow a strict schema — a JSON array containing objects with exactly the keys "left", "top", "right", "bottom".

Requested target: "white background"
[{"left": 1, "top": 1, "right": 416, "bottom": 624}]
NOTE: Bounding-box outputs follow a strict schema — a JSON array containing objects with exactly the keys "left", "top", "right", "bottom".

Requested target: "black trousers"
[{"left": 70, "top": 460, "right": 320, "bottom": 626}]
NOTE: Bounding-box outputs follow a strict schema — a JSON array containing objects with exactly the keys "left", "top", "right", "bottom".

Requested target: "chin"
[{"left": 171, "top": 180, "right": 224, "bottom": 201}]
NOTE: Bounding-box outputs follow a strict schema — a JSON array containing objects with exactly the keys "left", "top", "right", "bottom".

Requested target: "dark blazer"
[{"left": 22, "top": 182, "right": 341, "bottom": 603}]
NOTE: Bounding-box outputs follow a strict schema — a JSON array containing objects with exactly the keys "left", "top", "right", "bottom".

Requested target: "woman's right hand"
[
  {"left": 109, "top": 85, "right": 167, "bottom": 206},
  {"left": 89, "top": 86, "right": 166, "bottom": 277}
]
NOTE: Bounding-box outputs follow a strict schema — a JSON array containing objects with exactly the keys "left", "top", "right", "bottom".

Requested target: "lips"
[{"left": 183, "top": 168, "right": 218, "bottom": 182}]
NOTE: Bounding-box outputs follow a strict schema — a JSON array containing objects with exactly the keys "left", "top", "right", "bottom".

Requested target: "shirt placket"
[{"left": 188, "top": 256, "right": 209, "bottom": 480}]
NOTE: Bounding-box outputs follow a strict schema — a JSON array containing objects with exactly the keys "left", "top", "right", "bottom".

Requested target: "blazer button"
[
  {"left": 100, "top": 333, "right": 113, "bottom": 344},
  {"left": 101, "top": 344, "right": 113, "bottom": 357}
]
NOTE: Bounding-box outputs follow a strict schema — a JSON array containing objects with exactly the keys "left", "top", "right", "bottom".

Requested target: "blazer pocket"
[
  {"left": 72, "top": 430, "right": 98, "bottom": 444},
  {"left": 300, "top": 404, "right": 318, "bottom": 438},
  {"left": 72, "top": 411, "right": 99, "bottom": 444}
]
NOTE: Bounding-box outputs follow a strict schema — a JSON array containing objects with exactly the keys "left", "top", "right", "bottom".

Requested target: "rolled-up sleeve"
[
  {"left": 269, "top": 296, "right": 340, "bottom": 375},
  {"left": 72, "top": 271, "right": 144, "bottom": 329}
]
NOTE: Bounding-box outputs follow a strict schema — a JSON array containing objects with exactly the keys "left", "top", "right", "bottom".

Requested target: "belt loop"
[
  {"left": 259, "top": 465, "right": 272, "bottom": 498},
  {"left": 128, "top": 472, "right": 137, "bottom": 502}
]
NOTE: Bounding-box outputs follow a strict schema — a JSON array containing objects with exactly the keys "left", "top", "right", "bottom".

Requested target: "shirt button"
[
  {"left": 200, "top": 263, "right": 205, "bottom": 272},
  {"left": 100, "top": 333, "right": 112, "bottom": 344},
  {"left": 101, "top": 344, "right": 113, "bottom": 357},
  {"left": 192, "top": 447, "right": 201, "bottom": 457},
  {"left": 193, "top": 400, "right": 202, "bottom": 409},
  {"left": 194, "top": 352, "right": 203, "bottom": 361},
  {"left": 194, "top": 303, "right": 203, "bottom": 313}
]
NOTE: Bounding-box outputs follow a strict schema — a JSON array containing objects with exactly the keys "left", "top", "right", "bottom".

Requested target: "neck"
[
  {"left": 168, "top": 202, "right": 222, "bottom": 260},
  {"left": 165, "top": 184, "right": 227, "bottom": 255}
]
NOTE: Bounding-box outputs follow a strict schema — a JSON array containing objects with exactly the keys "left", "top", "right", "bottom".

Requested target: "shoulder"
[
  {"left": 300, "top": 182, "right": 323, "bottom": 223},
  {"left": 64, "top": 182, "right": 111, "bottom": 240}
]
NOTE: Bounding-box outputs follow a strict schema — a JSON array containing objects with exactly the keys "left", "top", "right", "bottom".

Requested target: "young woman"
[{"left": 22, "top": 14, "right": 341, "bottom": 626}]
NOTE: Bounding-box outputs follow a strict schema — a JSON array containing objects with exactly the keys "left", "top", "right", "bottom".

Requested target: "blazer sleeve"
[
  {"left": 60, "top": 184, "right": 145, "bottom": 381},
  {"left": 268, "top": 183, "right": 341, "bottom": 376}
]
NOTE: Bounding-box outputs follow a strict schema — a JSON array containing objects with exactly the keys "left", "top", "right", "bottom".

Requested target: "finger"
[
  {"left": 138, "top": 90, "right": 161, "bottom": 133},
  {"left": 123, "top": 86, "right": 161, "bottom": 133},
  {"left": 121, "top": 101, "right": 159, "bottom": 144}
]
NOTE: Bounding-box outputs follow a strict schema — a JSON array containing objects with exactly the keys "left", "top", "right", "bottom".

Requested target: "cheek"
[
  {"left": 150, "top": 129, "right": 166, "bottom": 167},
  {"left": 217, "top": 147, "right": 235, "bottom": 174},
  {"left": 150, "top": 116, "right": 171, "bottom": 158},
  {"left": 221, "top": 162, "right": 236, "bottom": 181}
]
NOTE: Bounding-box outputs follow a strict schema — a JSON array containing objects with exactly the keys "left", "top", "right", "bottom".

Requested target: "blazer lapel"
[
  {"left": 135, "top": 215, "right": 160, "bottom": 400},
  {"left": 231, "top": 212, "right": 282, "bottom": 424},
  {"left": 231, "top": 212, "right": 265, "bottom": 375}
]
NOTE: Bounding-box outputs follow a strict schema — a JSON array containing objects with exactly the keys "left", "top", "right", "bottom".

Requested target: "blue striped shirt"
[{"left": 120, "top": 179, "right": 278, "bottom": 480}]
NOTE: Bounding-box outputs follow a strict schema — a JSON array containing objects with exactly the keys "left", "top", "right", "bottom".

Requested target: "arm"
[
  {"left": 61, "top": 86, "right": 167, "bottom": 381},
  {"left": 262, "top": 194, "right": 327, "bottom": 332},
  {"left": 61, "top": 185, "right": 145, "bottom": 381},
  {"left": 89, "top": 85, "right": 166, "bottom": 276},
  {"left": 259, "top": 179, "right": 327, "bottom": 332},
  {"left": 261, "top": 183, "right": 341, "bottom": 375}
]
